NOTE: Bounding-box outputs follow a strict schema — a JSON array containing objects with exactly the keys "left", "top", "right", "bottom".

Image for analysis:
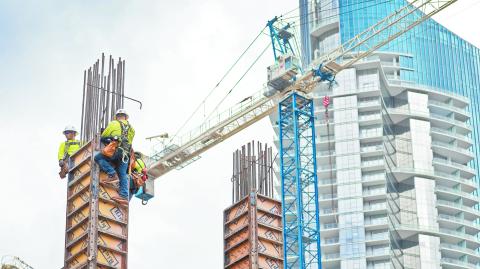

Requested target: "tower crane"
[{"left": 143, "top": 0, "right": 457, "bottom": 268}]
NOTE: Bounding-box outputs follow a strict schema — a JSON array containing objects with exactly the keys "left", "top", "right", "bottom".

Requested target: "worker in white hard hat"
[
  {"left": 94, "top": 108, "right": 135, "bottom": 205},
  {"left": 58, "top": 126, "right": 81, "bottom": 179}
]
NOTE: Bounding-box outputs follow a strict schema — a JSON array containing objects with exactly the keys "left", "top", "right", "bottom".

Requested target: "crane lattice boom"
[{"left": 147, "top": 0, "right": 457, "bottom": 180}]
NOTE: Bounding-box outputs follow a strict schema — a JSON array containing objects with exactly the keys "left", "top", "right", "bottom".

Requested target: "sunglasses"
[{"left": 64, "top": 131, "right": 76, "bottom": 134}]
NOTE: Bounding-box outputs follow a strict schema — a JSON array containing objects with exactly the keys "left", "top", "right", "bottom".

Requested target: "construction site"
[{"left": 2, "top": 0, "right": 480, "bottom": 268}]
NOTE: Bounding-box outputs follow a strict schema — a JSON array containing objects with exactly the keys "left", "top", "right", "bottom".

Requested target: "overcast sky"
[{"left": 1, "top": 0, "right": 479, "bottom": 268}]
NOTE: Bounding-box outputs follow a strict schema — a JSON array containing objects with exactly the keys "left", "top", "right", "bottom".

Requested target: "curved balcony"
[
  {"left": 437, "top": 199, "right": 480, "bottom": 220},
  {"left": 433, "top": 158, "right": 476, "bottom": 179},
  {"left": 431, "top": 140, "right": 474, "bottom": 164},
  {"left": 385, "top": 106, "right": 430, "bottom": 124},
  {"left": 441, "top": 257, "right": 478, "bottom": 269},
  {"left": 435, "top": 185, "right": 479, "bottom": 206},
  {"left": 441, "top": 243, "right": 480, "bottom": 261},
  {"left": 438, "top": 214, "right": 480, "bottom": 234},
  {"left": 430, "top": 127, "right": 472, "bottom": 148},
  {"left": 429, "top": 100, "right": 470, "bottom": 121},
  {"left": 430, "top": 113, "right": 471, "bottom": 133},
  {"left": 392, "top": 224, "right": 480, "bottom": 248}
]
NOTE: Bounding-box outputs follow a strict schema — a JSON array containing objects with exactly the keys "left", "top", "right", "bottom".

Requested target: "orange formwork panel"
[
  {"left": 64, "top": 139, "right": 129, "bottom": 269},
  {"left": 224, "top": 192, "right": 283, "bottom": 269}
]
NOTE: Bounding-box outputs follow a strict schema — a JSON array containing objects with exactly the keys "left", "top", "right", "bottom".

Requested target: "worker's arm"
[
  {"left": 128, "top": 126, "right": 136, "bottom": 145},
  {"left": 58, "top": 142, "right": 65, "bottom": 161},
  {"left": 101, "top": 122, "right": 115, "bottom": 137},
  {"left": 100, "top": 121, "right": 118, "bottom": 144}
]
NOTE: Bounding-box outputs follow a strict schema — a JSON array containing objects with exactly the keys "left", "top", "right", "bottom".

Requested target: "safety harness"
[
  {"left": 117, "top": 120, "right": 132, "bottom": 164},
  {"left": 63, "top": 140, "right": 80, "bottom": 159}
]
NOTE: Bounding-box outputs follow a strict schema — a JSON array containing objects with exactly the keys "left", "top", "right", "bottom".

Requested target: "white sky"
[{"left": 0, "top": 0, "right": 479, "bottom": 268}]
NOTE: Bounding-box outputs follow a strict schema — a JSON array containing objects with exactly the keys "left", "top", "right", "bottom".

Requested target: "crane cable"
[
  {"left": 202, "top": 42, "right": 271, "bottom": 123},
  {"left": 166, "top": 26, "right": 268, "bottom": 145}
]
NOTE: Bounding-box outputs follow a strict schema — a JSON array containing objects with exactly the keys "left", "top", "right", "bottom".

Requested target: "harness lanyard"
[{"left": 117, "top": 121, "right": 131, "bottom": 164}]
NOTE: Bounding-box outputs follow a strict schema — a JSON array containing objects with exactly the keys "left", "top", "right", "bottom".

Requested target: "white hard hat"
[
  {"left": 63, "top": 125, "right": 77, "bottom": 134},
  {"left": 115, "top": 108, "right": 128, "bottom": 117}
]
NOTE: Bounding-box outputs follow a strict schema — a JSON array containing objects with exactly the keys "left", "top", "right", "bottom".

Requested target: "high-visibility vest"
[{"left": 58, "top": 140, "right": 81, "bottom": 160}]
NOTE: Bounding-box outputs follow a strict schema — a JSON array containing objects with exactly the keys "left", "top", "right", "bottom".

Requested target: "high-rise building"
[{"left": 273, "top": 1, "right": 480, "bottom": 268}]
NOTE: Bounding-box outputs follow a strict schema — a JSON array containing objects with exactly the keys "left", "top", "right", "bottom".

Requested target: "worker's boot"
[
  {"left": 103, "top": 173, "right": 120, "bottom": 186},
  {"left": 112, "top": 196, "right": 129, "bottom": 206}
]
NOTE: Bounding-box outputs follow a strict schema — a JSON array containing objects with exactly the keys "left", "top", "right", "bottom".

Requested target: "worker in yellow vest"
[
  {"left": 130, "top": 152, "right": 147, "bottom": 198},
  {"left": 58, "top": 126, "right": 81, "bottom": 179},
  {"left": 94, "top": 109, "right": 135, "bottom": 205}
]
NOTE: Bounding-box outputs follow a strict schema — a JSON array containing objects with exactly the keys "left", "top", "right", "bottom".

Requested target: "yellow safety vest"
[{"left": 58, "top": 140, "right": 81, "bottom": 160}]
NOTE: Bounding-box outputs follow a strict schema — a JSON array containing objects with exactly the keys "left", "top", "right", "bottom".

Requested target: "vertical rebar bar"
[{"left": 79, "top": 54, "right": 126, "bottom": 142}]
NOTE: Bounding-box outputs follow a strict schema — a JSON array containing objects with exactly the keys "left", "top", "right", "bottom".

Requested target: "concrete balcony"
[
  {"left": 391, "top": 224, "right": 480, "bottom": 248},
  {"left": 429, "top": 99, "right": 470, "bottom": 121},
  {"left": 431, "top": 140, "right": 474, "bottom": 164},
  {"left": 437, "top": 199, "right": 480, "bottom": 221},
  {"left": 431, "top": 127, "right": 472, "bottom": 148},
  {"left": 440, "top": 243, "right": 480, "bottom": 262},
  {"left": 438, "top": 214, "right": 480, "bottom": 234},
  {"left": 441, "top": 257, "right": 478, "bottom": 269},
  {"left": 433, "top": 158, "right": 476, "bottom": 179},
  {"left": 435, "top": 185, "right": 479, "bottom": 206},
  {"left": 430, "top": 113, "right": 471, "bottom": 133}
]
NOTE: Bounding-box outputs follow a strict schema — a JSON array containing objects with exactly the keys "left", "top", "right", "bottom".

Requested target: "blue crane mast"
[{"left": 266, "top": 17, "right": 322, "bottom": 269}]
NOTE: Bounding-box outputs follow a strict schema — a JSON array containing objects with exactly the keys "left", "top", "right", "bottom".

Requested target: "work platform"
[{"left": 63, "top": 139, "right": 129, "bottom": 269}]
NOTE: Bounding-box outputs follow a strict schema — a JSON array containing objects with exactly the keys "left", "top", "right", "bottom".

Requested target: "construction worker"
[
  {"left": 130, "top": 151, "right": 147, "bottom": 198},
  {"left": 58, "top": 126, "right": 81, "bottom": 179},
  {"left": 94, "top": 108, "right": 135, "bottom": 205}
]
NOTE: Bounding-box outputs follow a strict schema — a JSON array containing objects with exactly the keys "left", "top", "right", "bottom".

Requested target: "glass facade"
[
  {"left": 279, "top": 0, "right": 480, "bottom": 268},
  {"left": 338, "top": 0, "right": 480, "bottom": 177}
]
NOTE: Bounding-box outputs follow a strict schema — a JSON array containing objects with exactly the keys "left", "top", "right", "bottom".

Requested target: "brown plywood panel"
[
  {"left": 97, "top": 246, "right": 126, "bottom": 268},
  {"left": 99, "top": 183, "right": 121, "bottom": 201},
  {"left": 66, "top": 253, "right": 88, "bottom": 269},
  {"left": 66, "top": 239, "right": 88, "bottom": 260},
  {"left": 67, "top": 221, "right": 88, "bottom": 244},
  {"left": 69, "top": 162, "right": 92, "bottom": 187},
  {"left": 67, "top": 190, "right": 90, "bottom": 213},
  {"left": 258, "top": 238, "right": 282, "bottom": 259},
  {"left": 257, "top": 211, "right": 281, "bottom": 229},
  {"left": 98, "top": 233, "right": 127, "bottom": 252},
  {"left": 257, "top": 195, "right": 282, "bottom": 217},
  {"left": 258, "top": 226, "right": 282, "bottom": 244},
  {"left": 68, "top": 173, "right": 91, "bottom": 197},
  {"left": 70, "top": 142, "right": 93, "bottom": 167},
  {"left": 67, "top": 206, "right": 90, "bottom": 226},
  {"left": 225, "top": 198, "right": 249, "bottom": 223},
  {"left": 258, "top": 256, "right": 282, "bottom": 269},
  {"left": 98, "top": 217, "right": 127, "bottom": 238},
  {"left": 225, "top": 214, "right": 249, "bottom": 238},
  {"left": 225, "top": 256, "right": 250, "bottom": 269},
  {"left": 225, "top": 226, "right": 249, "bottom": 250},
  {"left": 98, "top": 200, "right": 128, "bottom": 223},
  {"left": 225, "top": 240, "right": 250, "bottom": 267},
  {"left": 67, "top": 205, "right": 90, "bottom": 227}
]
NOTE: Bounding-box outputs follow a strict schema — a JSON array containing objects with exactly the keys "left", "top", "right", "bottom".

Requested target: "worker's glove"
[{"left": 59, "top": 160, "right": 65, "bottom": 167}]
